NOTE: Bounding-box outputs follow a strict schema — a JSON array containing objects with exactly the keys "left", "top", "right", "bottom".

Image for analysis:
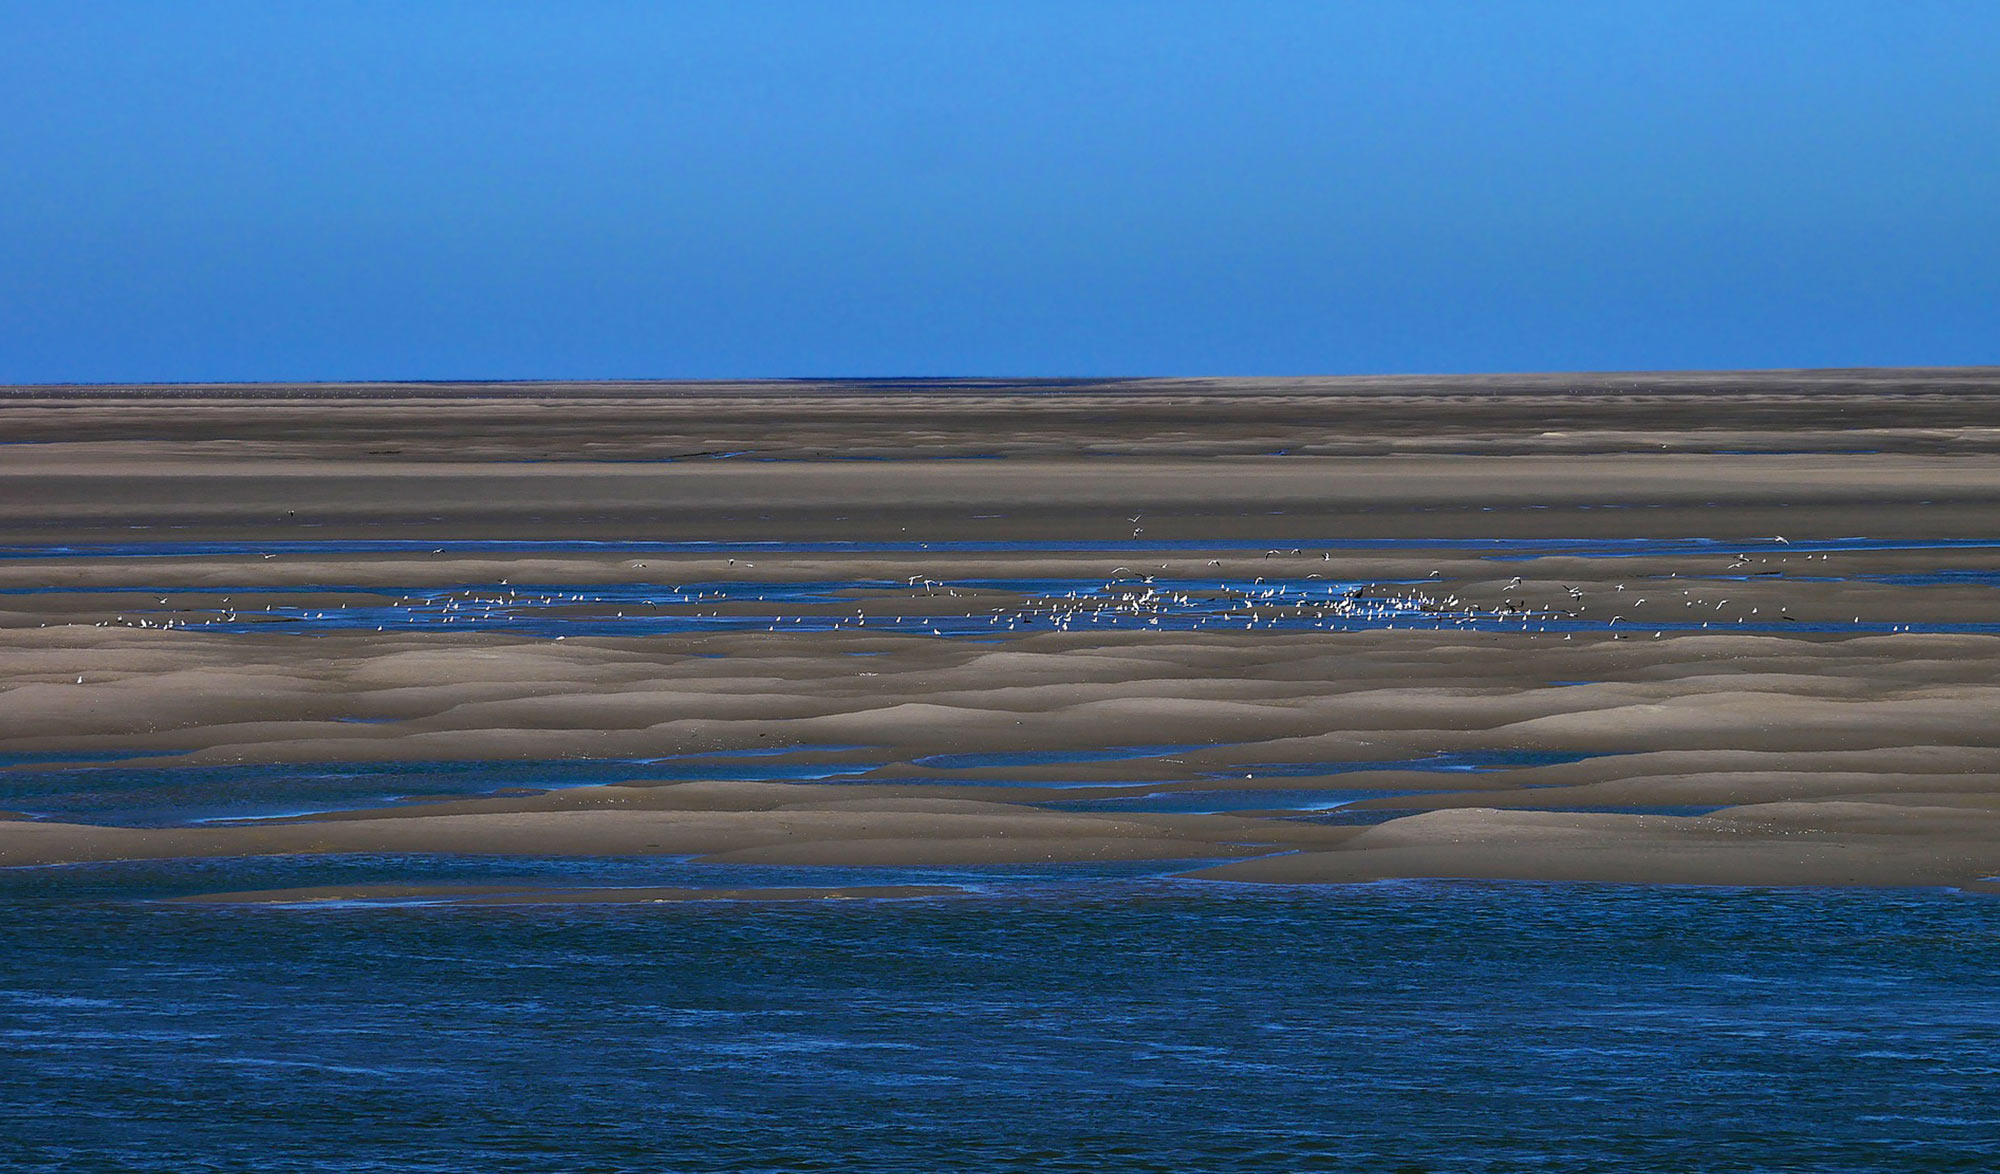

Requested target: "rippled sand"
[{"left": 3, "top": 371, "right": 1998, "bottom": 895}]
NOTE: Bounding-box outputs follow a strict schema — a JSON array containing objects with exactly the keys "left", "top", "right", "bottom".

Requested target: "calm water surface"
[
  {"left": 3, "top": 873, "right": 1995, "bottom": 1173},
  {"left": 8, "top": 532, "right": 1997, "bottom": 1169}
]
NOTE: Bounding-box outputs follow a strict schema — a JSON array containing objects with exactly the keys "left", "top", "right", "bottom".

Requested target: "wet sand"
[{"left": 3, "top": 371, "right": 1997, "bottom": 894}]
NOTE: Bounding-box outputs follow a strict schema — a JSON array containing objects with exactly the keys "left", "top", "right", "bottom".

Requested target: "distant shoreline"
[{"left": 6, "top": 364, "right": 2000, "bottom": 399}]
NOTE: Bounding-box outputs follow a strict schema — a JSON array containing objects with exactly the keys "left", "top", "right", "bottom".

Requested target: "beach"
[{"left": 3, "top": 370, "right": 1997, "bottom": 897}]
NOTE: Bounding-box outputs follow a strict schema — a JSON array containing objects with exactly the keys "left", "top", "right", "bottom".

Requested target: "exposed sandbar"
[{"left": 4, "top": 373, "right": 1998, "bottom": 891}]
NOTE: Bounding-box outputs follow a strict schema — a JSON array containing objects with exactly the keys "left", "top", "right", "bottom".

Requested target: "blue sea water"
[
  {"left": 8, "top": 532, "right": 1997, "bottom": 1170},
  {"left": 0, "top": 753, "right": 883, "bottom": 826},
  {"left": 15, "top": 539, "right": 1997, "bottom": 637},
  {"left": 2, "top": 873, "right": 1995, "bottom": 1172},
  {"left": 0, "top": 747, "right": 1617, "bottom": 825}
]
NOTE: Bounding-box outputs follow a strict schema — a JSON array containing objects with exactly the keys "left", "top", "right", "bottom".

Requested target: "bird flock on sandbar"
[{"left": 57, "top": 548, "right": 1945, "bottom": 638}]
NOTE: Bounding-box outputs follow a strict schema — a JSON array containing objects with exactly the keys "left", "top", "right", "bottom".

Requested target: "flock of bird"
[{"left": 60, "top": 549, "right": 1926, "bottom": 639}]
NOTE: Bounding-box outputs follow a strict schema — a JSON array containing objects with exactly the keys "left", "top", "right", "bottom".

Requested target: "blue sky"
[{"left": 2, "top": 1, "right": 1995, "bottom": 381}]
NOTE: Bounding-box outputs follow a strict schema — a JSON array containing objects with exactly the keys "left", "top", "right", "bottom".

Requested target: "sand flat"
[{"left": 3, "top": 372, "right": 1997, "bottom": 891}]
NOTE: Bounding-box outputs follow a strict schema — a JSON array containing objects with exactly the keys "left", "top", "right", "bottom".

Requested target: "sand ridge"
[{"left": 3, "top": 374, "right": 1998, "bottom": 894}]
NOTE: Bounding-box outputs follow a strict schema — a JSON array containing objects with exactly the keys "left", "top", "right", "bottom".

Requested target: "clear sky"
[{"left": 3, "top": 1, "right": 1995, "bottom": 382}]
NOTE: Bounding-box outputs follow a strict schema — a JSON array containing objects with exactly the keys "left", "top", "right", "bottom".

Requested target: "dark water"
[
  {"left": 3, "top": 873, "right": 1996, "bottom": 1173},
  {"left": 9, "top": 531, "right": 1997, "bottom": 1170},
  {"left": 15, "top": 534, "right": 1999, "bottom": 641},
  {"left": 21, "top": 571, "right": 1999, "bottom": 638},
  {"left": 0, "top": 752, "right": 880, "bottom": 826},
  {"left": 0, "top": 747, "right": 1619, "bottom": 825}
]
